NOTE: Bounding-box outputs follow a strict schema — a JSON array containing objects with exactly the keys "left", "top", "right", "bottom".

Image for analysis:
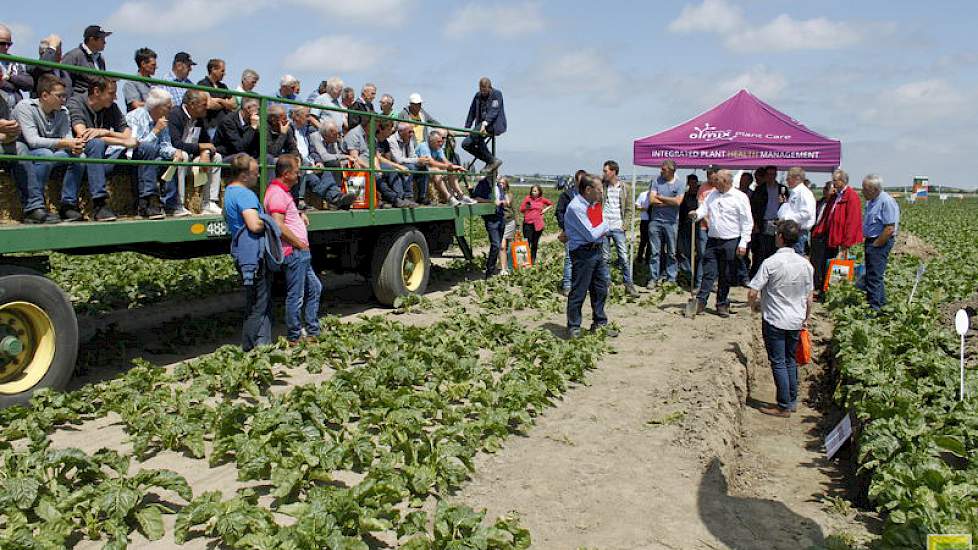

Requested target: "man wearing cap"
[
  {"left": 400, "top": 93, "right": 440, "bottom": 144},
  {"left": 61, "top": 25, "right": 110, "bottom": 96},
  {"left": 159, "top": 52, "right": 196, "bottom": 107}
]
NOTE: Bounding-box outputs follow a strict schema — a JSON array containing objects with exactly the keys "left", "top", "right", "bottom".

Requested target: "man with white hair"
[
  {"left": 167, "top": 88, "right": 222, "bottom": 215},
  {"left": 30, "top": 35, "right": 73, "bottom": 99},
  {"left": 688, "top": 169, "right": 753, "bottom": 318},
  {"left": 347, "top": 83, "right": 377, "bottom": 129},
  {"left": 215, "top": 96, "right": 260, "bottom": 159},
  {"left": 125, "top": 86, "right": 185, "bottom": 219},
  {"left": 777, "top": 166, "right": 817, "bottom": 255},
  {"left": 416, "top": 129, "right": 471, "bottom": 206},
  {"left": 289, "top": 105, "right": 319, "bottom": 210},
  {"left": 860, "top": 174, "right": 899, "bottom": 311},
  {"left": 233, "top": 68, "right": 259, "bottom": 110},
  {"left": 312, "top": 76, "right": 344, "bottom": 132},
  {"left": 275, "top": 74, "right": 299, "bottom": 110},
  {"left": 308, "top": 118, "right": 356, "bottom": 210},
  {"left": 379, "top": 94, "right": 394, "bottom": 116},
  {"left": 0, "top": 24, "right": 34, "bottom": 108},
  {"left": 388, "top": 122, "right": 429, "bottom": 205},
  {"left": 400, "top": 92, "right": 440, "bottom": 144}
]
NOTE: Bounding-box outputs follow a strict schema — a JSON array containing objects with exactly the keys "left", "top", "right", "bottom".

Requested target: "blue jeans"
[
  {"left": 62, "top": 138, "right": 122, "bottom": 205},
  {"left": 242, "top": 258, "right": 274, "bottom": 351},
  {"left": 694, "top": 227, "right": 708, "bottom": 289},
  {"left": 378, "top": 172, "right": 409, "bottom": 203},
  {"left": 762, "top": 320, "right": 800, "bottom": 410},
  {"left": 133, "top": 141, "right": 161, "bottom": 199},
  {"left": 567, "top": 244, "right": 609, "bottom": 329},
  {"left": 697, "top": 237, "right": 739, "bottom": 307},
  {"left": 484, "top": 217, "right": 504, "bottom": 277},
  {"left": 401, "top": 163, "right": 422, "bottom": 201},
  {"left": 863, "top": 237, "right": 894, "bottom": 310},
  {"left": 602, "top": 228, "right": 632, "bottom": 285},
  {"left": 293, "top": 172, "right": 333, "bottom": 203},
  {"left": 283, "top": 249, "right": 322, "bottom": 341},
  {"left": 462, "top": 134, "right": 493, "bottom": 164},
  {"left": 678, "top": 220, "right": 692, "bottom": 276},
  {"left": 793, "top": 230, "right": 810, "bottom": 255},
  {"left": 648, "top": 219, "right": 678, "bottom": 282},
  {"left": 12, "top": 145, "right": 70, "bottom": 211},
  {"left": 562, "top": 242, "right": 573, "bottom": 290}
]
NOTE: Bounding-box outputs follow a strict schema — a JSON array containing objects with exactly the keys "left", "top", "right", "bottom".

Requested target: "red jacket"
[{"left": 827, "top": 186, "right": 863, "bottom": 248}]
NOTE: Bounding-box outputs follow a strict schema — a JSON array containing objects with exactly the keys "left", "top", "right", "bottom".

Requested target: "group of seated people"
[{"left": 0, "top": 24, "right": 498, "bottom": 224}]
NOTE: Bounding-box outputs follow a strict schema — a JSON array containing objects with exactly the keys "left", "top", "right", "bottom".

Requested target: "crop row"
[{"left": 825, "top": 200, "right": 978, "bottom": 547}]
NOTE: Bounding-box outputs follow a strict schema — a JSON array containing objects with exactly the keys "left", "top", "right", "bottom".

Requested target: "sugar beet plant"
[
  {"left": 826, "top": 199, "right": 978, "bottom": 548},
  {"left": 0, "top": 309, "right": 606, "bottom": 548}
]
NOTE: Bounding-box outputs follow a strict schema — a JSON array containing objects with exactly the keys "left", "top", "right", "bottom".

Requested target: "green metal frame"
[{"left": 0, "top": 53, "right": 496, "bottom": 255}]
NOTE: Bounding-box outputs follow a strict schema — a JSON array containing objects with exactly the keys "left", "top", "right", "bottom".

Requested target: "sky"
[{"left": 3, "top": 0, "right": 977, "bottom": 188}]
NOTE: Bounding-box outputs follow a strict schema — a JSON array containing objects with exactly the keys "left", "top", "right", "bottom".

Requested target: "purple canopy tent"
[{"left": 632, "top": 89, "right": 841, "bottom": 171}]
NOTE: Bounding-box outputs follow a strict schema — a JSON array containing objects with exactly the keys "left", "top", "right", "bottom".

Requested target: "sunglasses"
[{"left": 0, "top": 42, "right": 12, "bottom": 47}]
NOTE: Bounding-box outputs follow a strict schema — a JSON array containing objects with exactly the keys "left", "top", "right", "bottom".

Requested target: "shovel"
[{"left": 684, "top": 218, "right": 698, "bottom": 318}]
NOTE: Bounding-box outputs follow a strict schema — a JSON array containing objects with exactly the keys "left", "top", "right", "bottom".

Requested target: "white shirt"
[
  {"left": 603, "top": 182, "right": 623, "bottom": 230},
  {"left": 777, "top": 183, "right": 817, "bottom": 231},
  {"left": 748, "top": 248, "right": 814, "bottom": 330},
  {"left": 636, "top": 191, "right": 650, "bottom": 221},
  {"left": 693, "top": 187, "right": 753, "bottom": 249}
]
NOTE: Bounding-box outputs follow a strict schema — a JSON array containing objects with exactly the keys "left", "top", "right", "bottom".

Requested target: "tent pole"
[{"left": 630, "top": 166, "right": 637, "bottom": 273}]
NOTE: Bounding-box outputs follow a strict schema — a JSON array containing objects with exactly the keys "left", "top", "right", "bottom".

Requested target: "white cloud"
[
  {"left": 667, "top": 0, "right": 743, "bottom": 34},
  {"left": 6, "top": 22, "right": 34, "bottom": 48},
  {"left": 714, "top": 65, "right": 787, "bottom": 102},
  {"left": 860, "top": 79, "right": 975, "bottom": 127},
  {"left": 283, "top": 35, "right": 386, "bottom": 73},
  {"left": 668, "top": 0, "right": 892, "bottom": 52},
  {"left": 290, "top": 0, "right": 412, "bottom": 24},
  {"left": 445, "top": 2, "right": 546, "bottom": 39},
  {"left": 105, "top": 0, "right": 268, "bottom": 34},
  {"left": 511, "top": 48, "right": 625, "bottom": 102}
]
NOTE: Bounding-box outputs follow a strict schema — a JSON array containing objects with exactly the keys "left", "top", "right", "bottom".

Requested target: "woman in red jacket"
[
  {"left": 519, "top": 184, "right": 553, "bottom": 263},
  {"left": 826, "top": 169, "right": 864, "bottom": 259}
]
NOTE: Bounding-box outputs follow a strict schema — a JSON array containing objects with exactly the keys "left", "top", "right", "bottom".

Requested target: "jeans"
[
  {"left": 164, "top": 151, "right": 223, "bottom": 210},
  {"left": 648, "top": 219, "right": 678, "bottom": 282},
  {"left": 242, "top": 259, "right": 274, "bottom": 351},
  {"left": 762, "top": 320, "right": 800, "bottom": 411},
  {"left": 562, "top": 242, "right": 573, "bottom": 290},
  {"left": 637, "top": 219, "right": 650, "bottom": 264},
  {"left": 678, "top": 219, "right": 692, "bottom": 276},
  {"left": 133, "top": 142, "right": 162, "bottom": 199},
  {"left": 12, "top": 145, "right": 70, "bottom": 211},
  {"left": 292, "top": 172, "right": 330, "bottom": 203},
  {"left": 737, "top": 253, "right": 750, "bottom": 285},
  {"left": 62, "top": 138, "right": 121, "bottom": 205},
  {"left": 694, "top": 227, "right": 708, "bottom": 289},
  {"left": 793, "top": 230, "right": 810, "bottom": 256},
  {"left": 602, "top": 228, "right": 633, "bottom": 285},
  {"left": 283, "top": 249, "right": 323, "bottom": 341},
  {"left": 378, "top": 172, "right": 409, "bottom": 204},
  {"left": 567, "top": 244, "right": 609, "bottom": 329},
  {"left": 462, "top": 134, "right": 493, "bottom": 164},
  {"left": 697, "top": 236, "right": 739, "bottom": 307},
  {"left": 863, "top": 237, "right": 894, "bottom": 310},
  {"left": 484, "top": 217, "right": 504, "bottom": 277},
  {"left": 400, "top": 163, "right": 421, "bottom": 201},
  {"left": 522, "top": 223, "right": 542, "bottom": 263}
]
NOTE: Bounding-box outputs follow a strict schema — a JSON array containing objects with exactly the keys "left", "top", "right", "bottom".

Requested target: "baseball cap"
[
  {"left": 83, "top": 25, "right": 112, "bottom": 40},
  {"left": 408, "top": 93, "right": 423, "bottom": 104},
  {"left": 173, "top": 52, "right": 197, "bottom": 66}
]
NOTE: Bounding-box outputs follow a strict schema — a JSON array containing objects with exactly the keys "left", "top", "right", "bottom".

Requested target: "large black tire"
[
  {"left": 0, "top": 274, "right": 78, "bottom": 408},
  {"left": 370, "top": 227, "right": 430, "bottom": 306}
]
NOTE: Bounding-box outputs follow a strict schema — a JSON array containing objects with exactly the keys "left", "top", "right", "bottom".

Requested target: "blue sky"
[{"left": 4, "top": 0, "right": 977, "bottom": 188}]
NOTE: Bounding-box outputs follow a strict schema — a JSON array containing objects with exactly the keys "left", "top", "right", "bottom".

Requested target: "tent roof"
[{"left": 632, "top": 89, "right": 841, "bottom": 171}]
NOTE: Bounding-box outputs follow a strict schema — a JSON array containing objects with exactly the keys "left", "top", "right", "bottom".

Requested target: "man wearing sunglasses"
[{"left": 0, "top": 24, "right": 34, "bottom": 109}]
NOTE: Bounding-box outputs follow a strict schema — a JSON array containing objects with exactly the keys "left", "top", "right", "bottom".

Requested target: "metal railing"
[{"left": 0, "top": 52, "right": 495, "bottom": 212}]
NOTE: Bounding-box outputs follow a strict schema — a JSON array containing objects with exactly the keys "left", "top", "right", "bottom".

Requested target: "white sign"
[
  {"left": 956, "top": 309, "right": 969, "bottom": 401},
  {"left": 825, "top": 413, "right": 853, "bottom": 459}
]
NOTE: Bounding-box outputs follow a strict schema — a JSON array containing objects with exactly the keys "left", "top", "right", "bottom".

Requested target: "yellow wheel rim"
[
  {"left": 401, "top": 243, "right": 425, "bottom": 292},
  {"left": 0, "top": 302, "right": 56, "bottom": 394}
]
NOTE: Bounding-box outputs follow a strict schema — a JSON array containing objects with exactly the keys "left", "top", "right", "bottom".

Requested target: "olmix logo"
[{"left": 689, "top": 123, "right": 735, "bottom": 142}]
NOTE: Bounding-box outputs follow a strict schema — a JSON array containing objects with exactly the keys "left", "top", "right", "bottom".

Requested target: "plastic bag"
[{"left": 796, "top": 328, "right": 812, "bottom": 365}]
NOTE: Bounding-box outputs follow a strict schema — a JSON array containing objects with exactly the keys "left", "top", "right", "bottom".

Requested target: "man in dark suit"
[
  {"left": 167, "top": 88, "right": 223, "bottom": 215},
  {"left": 462, "top": 77, "right": 506, "bottom": 175},
  {"left": 748, "top": 165, "right": 788, "bottom": 278},
  {"left": 214, "top": 97, "right": 260, "bottom": 159}
]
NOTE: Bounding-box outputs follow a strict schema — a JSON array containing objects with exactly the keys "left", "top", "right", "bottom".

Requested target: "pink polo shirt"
[{"left": 263, "top": 179, "right": 308, "bottom": 257}]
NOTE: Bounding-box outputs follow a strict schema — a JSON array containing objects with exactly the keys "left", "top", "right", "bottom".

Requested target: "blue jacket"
[
  {"left": 231, "top": 212, "right": 284, "bottom": 285},
  {"left": 465, "top": 88, "right": 507, "bottom": 136}
]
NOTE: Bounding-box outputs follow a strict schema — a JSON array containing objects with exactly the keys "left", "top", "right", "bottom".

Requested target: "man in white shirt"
[
  {"left": 777, "top": 167, "right": 816, "bottom": 255},
  {"left": 688, "top": 170, "right": 753, "bottom": 317},
  {"left": 601, "top": 160, "right": 639, "bottom": 297},
  {"left": 748, "top": 220, "right": 814, "bottom": 417}
]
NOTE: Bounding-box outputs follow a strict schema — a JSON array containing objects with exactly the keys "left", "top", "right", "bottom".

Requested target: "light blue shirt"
[
  {"left": 565, "top": 194, "right": 608, "bottom": 251},
  {"left": 416, "top": 142, "right": 446, "bottom": 162},
  {"left": 649, "top": 175, "right": 687, "bottom": 224},
  {"left": 863, "top": 191, "right": 899, "bottom": 238},
  {"left": 125, "top": 107, "right": 176, "bottom": 159},
  {"left": 157, "top": 73, "right": 193, "bottom": 106}
]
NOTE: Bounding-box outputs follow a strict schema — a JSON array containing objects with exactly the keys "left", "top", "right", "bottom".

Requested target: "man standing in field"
[
  {"left": 601, "top": 160, "right": 639, "bottom": 297},
  {"left": 562, "top": 174, "right": 617, "bottom": 338},
  {"left": 748, "top": 220, "right": 814, "bottom": 417},
  {"left": 860, "top": 174, "right": 899, "bottom": 311},
  {"left": 647, "top": 159, "right": 686, "bottom": 287}
]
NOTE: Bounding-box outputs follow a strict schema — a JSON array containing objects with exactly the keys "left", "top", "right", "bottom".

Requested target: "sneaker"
[
  {"left": 591, "top": 325, "right": 620, "bottom": 338},
  {"left": 625, "top": 284, "right": 640, "bottom": 298},
  {"left": 379, "top": 201, "right": 392, "bottom": 209},
  {"left": 24, "top": 208, "right": 61, "bottom": 224},
  {"left": 460, "top": 196, "right": 477, "bottom": 205},
  {"left": 696, "top": 300, "right": 706, "bottom": 315},
  {"left": 334, "top": 192, "right": 356, "bottom": 209},
  {"left": 394, "top": 198, "right": 411, "bottom": 208},
  {"left": 94, "top": 202, "right": 117, "bottom": 222},
  {"left": 567, "top": 327, "right": 582, "bottom": 339},
  {"left": 59, "top": 204, "right": 84, "bottom": 222},
  {"left": 167, "top": 206, "right": 192, "bottom": 218},
  {"left": 297, "top": 198, "right": 309, "bottom": 211},
  {"left": 716, "top": 304, "right": 730, "bottom": 318},
  {"left": 485, "top": 158, "right": 503, "bottom": 174},
  {"left": 758, "top": 406, "right": 791, "bottom": 418},
  {"left": 418, "top": 198, "right": 432, "bottom": 206},
  {"left": 448, "top": 196, "right": 461, "bottom": 207},
  {"left": 499, "top": 269, "right": 510, "bottom": 276},
  {"left": 138, "top": 199, "right": 165, "bottom": 220},
  {"left": 201, "top": 202, "right": 223, "bottom": 216}
]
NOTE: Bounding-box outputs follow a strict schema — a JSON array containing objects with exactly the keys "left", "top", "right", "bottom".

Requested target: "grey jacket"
[
  {"left": 387, "top": 132, "right": 419, "bottom": 165},
  {"left": 12, "top": 98, "right": 72, "bottom": 150},
  {"left": 603, "top": 179, "right": 633, "bottom": 225},
  {"left": 309, "top": 132, "right": 346, "bottom": 165}
]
